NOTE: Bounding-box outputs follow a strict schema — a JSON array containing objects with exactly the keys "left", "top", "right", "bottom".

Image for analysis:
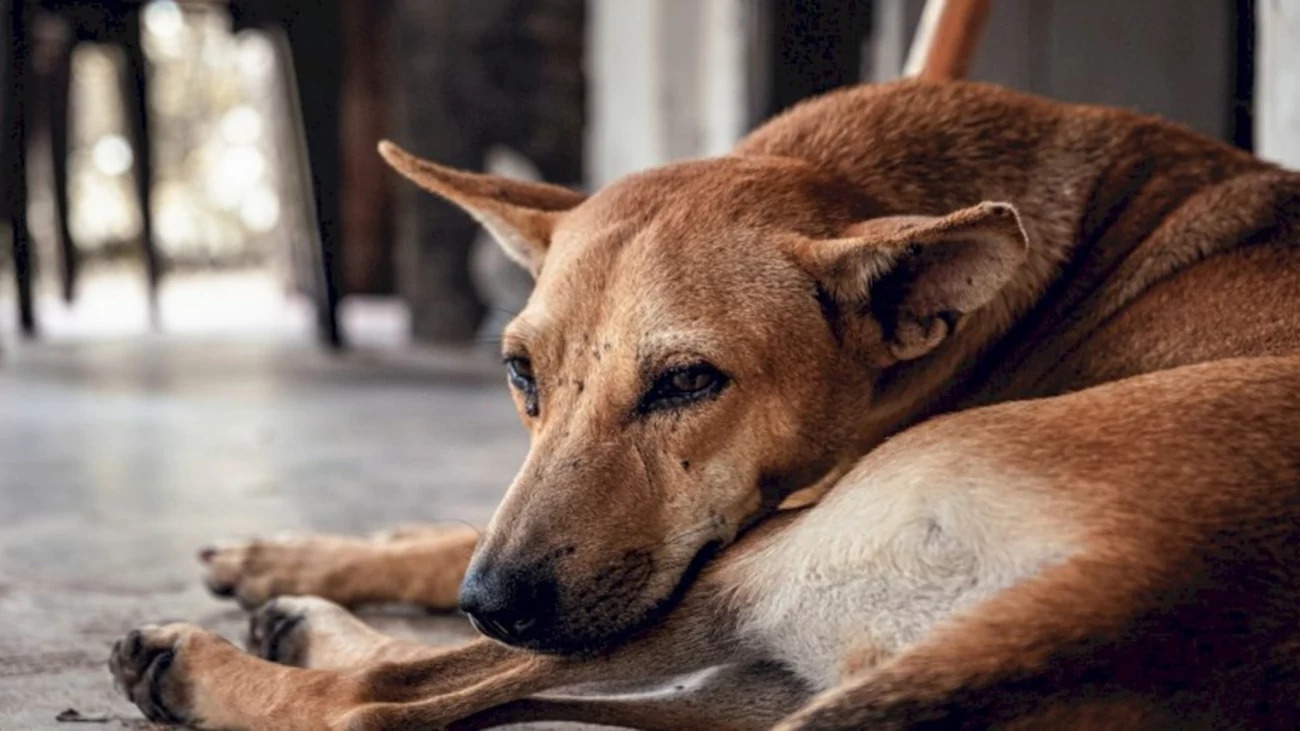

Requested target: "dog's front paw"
[
  {"left": 108, "top": 623, "right": 208, "bottom": 726},
  {"left": 199, "top": 535, "right": 372, "bottom": 609},
  {"left": 249, "top": 596, "right": 394, "bottom": 670},
  {"left": 109, "top": 617, "right": 362, "bottom": 730}
]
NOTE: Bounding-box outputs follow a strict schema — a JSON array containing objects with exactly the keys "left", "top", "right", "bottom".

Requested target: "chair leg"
[
  {"left": 120, "top": 11, "right": 161, "bottom": 328},
  {"left": 4, "top": 0, "right": 36, "bottom": 337},
  {"left": 46, "top": 38, "right": 76, "bottom": 304}
]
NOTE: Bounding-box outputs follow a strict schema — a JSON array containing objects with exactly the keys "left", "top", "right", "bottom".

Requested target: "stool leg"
[
  {"left": 47, "top": 39, "right": 76, "bottom": 304},
  {"left": 120, "top": 11, "right": 161, "bottom": 328}
]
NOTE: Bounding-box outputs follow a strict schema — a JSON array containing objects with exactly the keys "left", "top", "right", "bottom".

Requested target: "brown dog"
[{"left": 109, "top": 80, "right": 1300, "bottom": 729}]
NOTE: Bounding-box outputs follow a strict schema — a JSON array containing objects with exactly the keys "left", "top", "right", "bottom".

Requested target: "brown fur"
[{"left": 111, "top": 80, "right": 1300, "bottom": 729}]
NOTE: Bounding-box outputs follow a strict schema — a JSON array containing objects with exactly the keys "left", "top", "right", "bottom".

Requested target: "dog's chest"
[{"left": 727, "top": 456, "right": 1074, "bottom": 691}]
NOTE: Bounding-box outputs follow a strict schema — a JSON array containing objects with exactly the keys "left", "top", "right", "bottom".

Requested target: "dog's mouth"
[
  {"left": 663, "top": 538, "right": 725, "bottom": 610},
  {"left": 597, "top": 537, "right": 724, "bottom": 652},
  {"left": 519, "top": 537, "right": 725, "bottom": 656}
]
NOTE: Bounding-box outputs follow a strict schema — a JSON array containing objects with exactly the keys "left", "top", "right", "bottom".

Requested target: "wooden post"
[
  {"left": 340, "top": 0, "right": 394, "bottom": 296},
  {"left": 904, "top": 0, "right": 993, "bottom": 80}
]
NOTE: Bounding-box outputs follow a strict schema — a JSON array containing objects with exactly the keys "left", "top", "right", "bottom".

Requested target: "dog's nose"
[{"left": 459, "top": 562, "right": 558, "bottom": 646}]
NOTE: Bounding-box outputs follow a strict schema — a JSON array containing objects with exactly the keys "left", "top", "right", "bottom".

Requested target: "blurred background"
[{"left": 1, "top": 0, "right": 1297, "bottom": 350}]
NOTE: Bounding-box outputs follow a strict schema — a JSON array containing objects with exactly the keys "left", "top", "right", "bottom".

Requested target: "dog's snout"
[{"left": 460, "top": 561, "right": 559, "bottom": 647}]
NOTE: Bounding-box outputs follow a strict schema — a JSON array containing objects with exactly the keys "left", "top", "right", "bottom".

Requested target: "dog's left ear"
[
  {"left": 378, "top": 141, "right": 586, "bottom": 274},
  {"left": 792, "top": 202, "right": 1029, "bottom": 362}
]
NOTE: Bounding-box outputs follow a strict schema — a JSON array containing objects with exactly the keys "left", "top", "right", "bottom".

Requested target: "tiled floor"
[{"left": 0, "top": 337, "right": 531, "bottom": 728}]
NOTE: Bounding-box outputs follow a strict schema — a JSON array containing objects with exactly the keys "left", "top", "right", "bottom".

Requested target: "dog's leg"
[
  {"left": 772, "top": 554, "right": 1170, "bottom": 730},
  {"left": 451, "top": 662, "right": 810, "bottom": 731},
  {"left": 108, "top": 619, "right": 563, "bottom": 730},
  {"left": 111, "top": 561, "right": 753, "bottom": 729},
  {"left": 333, "top": 597, "right": 757, "bottom": 731},
  {"left": 200, "top": 524, "right": 478, "bottom": 609},
  {"left": 238, "top": 589, "right": 809, "bottom": 727}
]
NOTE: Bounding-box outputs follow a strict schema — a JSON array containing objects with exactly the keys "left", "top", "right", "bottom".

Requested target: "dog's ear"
[
  {"left": 378, "top": 141, "right": 586, "bottom": 273},
  {"left": 793, "top": 202, "right": 1028, "bottom": 362}
]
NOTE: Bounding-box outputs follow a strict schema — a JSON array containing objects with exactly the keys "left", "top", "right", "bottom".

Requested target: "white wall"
[
  {"left": 1258, "top": 0, "right": 1300, "bottom": 168},
  {"left": 588, "top": 0, "right": 751, "bottom": 186}
]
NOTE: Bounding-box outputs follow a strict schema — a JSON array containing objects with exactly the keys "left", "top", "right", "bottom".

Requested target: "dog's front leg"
[
  {"left": 109, "top": 620, "right": 549, "bottom": 731},
  {"left": 113, "top": 511, "right": 796, "bottom": 729},
  {"left": 450, "top": 662, "right": 811, "bottom": 731},
  {"left": 201, "top": 524, "right": 479, "bottom": 610},
  {"left": 337, "top": 579, "right": 757, "bottom": 729},
  {"left": 111, "top": 572, "right": 751, "bottom": 729}
]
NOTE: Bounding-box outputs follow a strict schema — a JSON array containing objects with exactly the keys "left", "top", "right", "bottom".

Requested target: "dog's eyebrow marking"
[
  {"left": 501, "top": 317, "right": 547, "bottom": 353},
  {"left": 636, "top": 331, "right": 726, "bottom": 363}
]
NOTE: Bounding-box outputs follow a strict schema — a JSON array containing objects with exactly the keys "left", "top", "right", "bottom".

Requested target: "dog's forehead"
[
  {"left": 516, "top": 231, "right": 810, "bottom": 368},
  {"left": 507, "top": 157, "right": 852, "bottom": 356},
  {"left": 542, "top": 157, "right": 857, "bottom": 284},
  {"left": 560, "top": 155, "right": 859, "bottom": 240}
]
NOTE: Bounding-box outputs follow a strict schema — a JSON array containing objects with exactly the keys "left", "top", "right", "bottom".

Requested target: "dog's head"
[{"left": 380, "top": 142, "right": 1028, "bottom": 653}]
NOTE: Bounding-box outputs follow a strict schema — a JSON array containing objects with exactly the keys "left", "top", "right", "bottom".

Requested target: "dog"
[{"left": 108, "top": 79, "right": 1300, "bottom": 729}]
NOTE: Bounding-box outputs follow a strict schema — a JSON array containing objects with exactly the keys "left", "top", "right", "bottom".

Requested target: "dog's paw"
[
  {"left": 108, "top": 623, "right": 208, "bottom": 726},
  {"left": 199, "top": 535, "right": 372, "bottom": 610},
  {"left": 247, "top": 597, "right": 314, "bottom": 667},
  {"left": 248, "top": 596, "right": 391, "bottom": 670}
]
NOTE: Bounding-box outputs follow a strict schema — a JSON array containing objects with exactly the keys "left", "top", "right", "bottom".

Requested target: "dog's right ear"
[
  {"left": 378, "top": 141, "right": 586, "bottom": 274},
  {"left": 790, "top": 202, "right": 1029, "bottom": 363}
]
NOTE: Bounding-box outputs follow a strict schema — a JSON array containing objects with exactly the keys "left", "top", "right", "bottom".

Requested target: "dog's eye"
[
  {"left": 669, "top": 368, "right": 716, "bottom": 393},
  {"left": 639, "top": 363, "right": 729, "bottom": 415},
  {"left": 505, "top": 356, "right": 539, "bottom": 417}
]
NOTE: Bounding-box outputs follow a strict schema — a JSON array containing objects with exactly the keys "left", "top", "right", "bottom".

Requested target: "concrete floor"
[{"left": 0, "top": 338, "right": 532, "bottom": 729}]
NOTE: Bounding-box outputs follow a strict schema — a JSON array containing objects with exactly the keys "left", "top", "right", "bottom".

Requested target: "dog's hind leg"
[
  {"left": 200, "top": 524, "right": 479, "bottom": 610},
  {"left": 769, "top": 552, "right": 1223, "bottom": 731},
  {"left": 450, "top": 662, "right": 810, "bottom": 731}
]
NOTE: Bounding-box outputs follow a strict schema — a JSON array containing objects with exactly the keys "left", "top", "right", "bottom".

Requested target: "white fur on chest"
[{"left": 727, "top": 449, "right": 1077, "bottom": 691}]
